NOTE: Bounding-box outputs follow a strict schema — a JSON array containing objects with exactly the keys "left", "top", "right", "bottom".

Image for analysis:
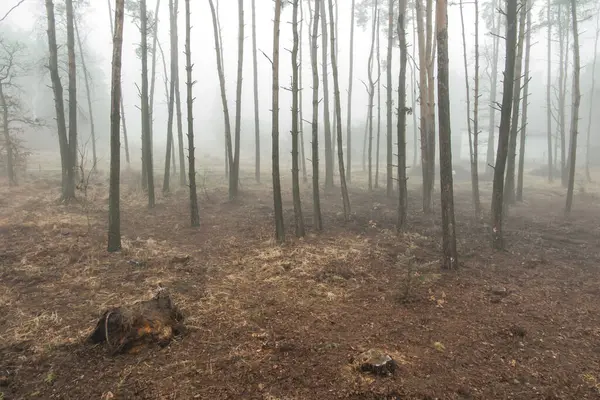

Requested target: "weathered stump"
[
  {"left": 353, "top": 349, "right": 398, "bottom": 376},
  {"left": 88, "top": 288, "right": 185, "bottom": 354}
]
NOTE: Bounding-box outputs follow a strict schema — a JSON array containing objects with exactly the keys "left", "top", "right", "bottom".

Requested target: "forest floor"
[{"left": 1, "top": 168, "right": 600, "bottom": 399}]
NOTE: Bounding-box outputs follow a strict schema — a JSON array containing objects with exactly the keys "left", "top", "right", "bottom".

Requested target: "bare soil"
[{"left": 1, "top": 171, "right": 600, "bottom": 399}]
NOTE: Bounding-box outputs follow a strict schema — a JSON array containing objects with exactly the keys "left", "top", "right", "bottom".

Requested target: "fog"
[{"left": 1, "top": 0, "right": 599, "bottom": 172}]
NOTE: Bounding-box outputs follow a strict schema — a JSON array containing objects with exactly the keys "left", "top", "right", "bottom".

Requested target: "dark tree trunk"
[
  {"left": 66, "top": 0, "right": 78, "bottom": 182},
  {"left": 546, "top": 0, "right": 553, "bottom": 182},
  {"left": 148, "top": 0, "right": 161, "bottom": 174},
  {"left": 272, "top": 0, "right": 285, "bottom": 242},
  {"left": 491, "top": 0, "right": 518, "bottom": 250},
  {"left": 397, "top": 0, "right": 408, "bottom": 230},
  {"left": 386, "top": 0, "right": 394, "bottom": 197},
  {"left": 311, "top": 0, "right": 323, "bottom": 231},
  {"left": 0, "top": 83, "right": 15, "bottom": 186},
  {"left": 320, "top": 0, "right": 334, "bottom": 189},
  {"left": 74, "top": 20, "right": 97, "bottom": 170},
  {"left": 472, "top": 0, "right": 481, "bottom": 216},
  {"left": 140, "top": 0, "right": 155, "bottom": 207},
  {"left": 375, "top": 10, "right": 381, "bottom": 189},
  {"left": 184, "top": 0, "right": 199, "bottom": 226},
  {"left": 328, "top": 0, "right": 351, "bottom": 221},
  {"left": 45, "top": 0, "right": 75, "bottom": 201},
  {"left": 173, "top": 0, "right": 185, "bottom": 186},
  {"left": 367, "top": 0, "right": 377, "bottom": 192},
  {"left": 163, "top": 0, "right": 177, "bottom": 193},
  {"left": 347, "top": 0, "right": 356, "bottom": 183},
  {"left": 299, "top": 0, "right": 308, "bottom": 183},
  {"left": 251, "top": 0, "right": 260, "bottom": 183},
  {"left": 291, "top": 0, "right": 305, "bottom": 237},
  {"left": 108, "top": 0, "right": 125, "bottom": 252},
  {"left": 585, "top": 16, "right": 599, "bottom": 182},
  {"left": 486, "top": 2, "right": 501, "bottom": 177},
  {"left": 436, "top": 0, "right": 458, "bottom": 269},
  {"left": 517, "top": 4, "right": 531, "bottom": 202},
  {"left": 230, "top": 0, "right": 244, "bottom": 199},
  {"left": 565, "top": 0, "right": 580, "bottom": 214}
]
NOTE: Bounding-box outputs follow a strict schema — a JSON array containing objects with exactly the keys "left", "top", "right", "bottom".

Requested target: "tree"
[
  {"left": 375, "top": 10, "right": 381, "bottom": 189},
  {"left": 328, "top": 0, "right": 351, "bottom": 221},
  {"left": 230, "top": 0, "right": 244, "bottom": 199},
  {"left": 251, "top": 0, "right": 260, "bottom": 183},
  {"left": 311, "top": 0, "right": 323, "bottom": 231},
  {"left": 162, "top": 0, "right": 177, "bottom": 193},
  {"left": 491, "top": 0, "right": 518, "bottom": 250},
  {"left": 516, "top": 2, "right": 532, "bottom": 202},
  {"left": 66, "top": 0, "right": 78, "bottom": 182},
  {"left": 320, "top": 0, "right": 334, "bottom": 189},
  {"left": 291, "top": 0, "right": 305, "bottom": 237},
  {"left": 557, "top": 4, "right": 570, "bottom": 187},
  {"left": 546, "top": 0, "right": 553, "bottom": 182},
  {"left": 585, "top": 12, "right": 599, "bottom": 181},
  {"left": 347, "top": 0, "right": 356, "bottom": 183},
  {"left": 173, "top": 0, "right": 185, "bottom": 186},
  {"left": 485, "top": 0, "right": 502, "bottom": 177},
  {"left": 472, "top": 0, "right": 481, "bottom": 216},
  {"left": 397, "top": 0, "right": 408, "bottom": 230},
  {"left": 565, "top": 0, "right": 580, "bottom": 214},
  {"left": 148, "top": 0, "right": 161, "bottom": 185},
  {"left": 272, "top": 0, "right": 284, "bottom": 242},
  {"left": 45, "top": 0, "right": 75, "bottom": 202},
  {"left": 108, "top": 0, "right": 125, "bottom": 252},
  {"left": 298, "top": 0, "right": 307, "bottom": 183},
  {"left": 365, "top": 0, "right": 377, "bottom": 192},
  {"left": 436, "top": 0, "right": 458, "bottom": 268},
  {"left": 184, "top": 0, "right": 199, "bottom": 226},
  {"left": 386, "top": 0, "right": 394, "bottom": 196},
  {"left": 107, "top": 0, "right": 130, "bottom": 167}
]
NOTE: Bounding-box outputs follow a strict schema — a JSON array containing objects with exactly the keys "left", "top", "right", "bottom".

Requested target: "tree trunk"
[
  {"left": 486, "top": 3, "right": 501, "bottom": 177},
  {"left": 66, "top": 0, "right": 78, "bottom": 183},
  {"left": 436, "top": 0, "right": 458, "bottom": 269},
  {"left": 230, "top": 0, "right": 244, "bottom": 199},
  {"left": 108, "top": 0, "right": 125, "bottom": 252},
  {"left": 208, "top": 0, "right": 233, "bottom": 192},
  {"left": 184, "top": 0, "right": 199, "bottom": 226},
  {"left": 251, "top": 0, "right": 260, "bottom": 183},
  {"left": 558, "top": 6, "right": 569, "bottom": 187},
  {"left": 291, "top": 0, "right": 305, "bottom": 237},
  {"left": 491, "top": 0, "right": 518, "bottom": 250},
  {"left": 163, "top": 0, "right": 177, "bottom": 193},
  {"left": 472, "top": 0, "right": 481, "bottom": 216},
  {"left": 272, "top": 0, "right": 285, "bottom": 242},
  {"left": 311, "top": 0, "right": 323, "bottom": 231},
  {"left": 107, "top": 0, "right": 130, "bottom": 166},
  {"left": 328, "top": 0, "right": 351, "bottom": 221},
  {"left": 74, "top": 20, "right": 97, "bottom": 170},
  {"left": 299, "top": 0, "right": 308, "bottom": 183},
  {"left": 347, "top": 0, "right": 356, "bottom": 183},
  {"left": 45, "top": 0, "right": 75, "bottom": 202},
  {"left": 375, "top": 10, "right": 381, "bottom": 189},
  {"left": 148, "top": 0, "right": 161, "bottom": 174},
  {"left": 367, "top": 0, "right": 377, "bottom": 192},
  {"left": 425, "top": 0, "right": 436, "bottom": 211},
  {"left": 565, "top": 0, "right": 580, "bottom": 214},
  {"left": 397, "top": 0, "right": 408, "bottom": 230},
  {"left": 140, "top": 0, "right": 155, "bottom": 208},
  {"left": 504, "top": 1, "right": 526, "bottom": 206},
  {"left": 411, "top": 7, "right": 418, "bottom": 168},
  {"left": 0, "top": 83, "right": 15, "bottom": 186},
  {"left": 320, "top": 0, "right": 334, "bottom": 189},
  {"left": 585, "top": 15, "right": 598, "bottom": 182},
  {"left": 546, "top": 0, "right": 553, "bottom": 182},
  {"left": 516, "top": 4, "right": 531, "bottom": 202},
  {"left": 386, "top": 0, "right": 394, "bottom": 196},
  {"left": 173, "top": 0, "right": 185, "bottom": 186}
]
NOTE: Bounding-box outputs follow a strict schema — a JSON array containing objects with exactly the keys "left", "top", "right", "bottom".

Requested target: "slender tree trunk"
[
  {"left": 565, "top": 0, "right": 580, "bottom": 214},
  {"left": 311, "top": 0, "right": 323, "bottom": 231},
  {"left": 558, "top": 6, "right": 569, "bottom": 187},
  {"left": 74, "top": 20, "right": 97, "bottom": 170},
  {"left": 386, "top": 0, "right": 394, "bottom": 196},
  {"left": 328, "top": 0, "right": 351, "bottom": 220},
  {"left": 66, "top": 0, "right": 78, "bottom": 183},
  {"left": 486, "top": 3, "right": 501, "bottom": 177},
  {"left": 425, "top": 0, "right": 436, "bottom": 209},
  {"left": 45, "top": 0, "right": 75, "bottom": 201},
  {"left": 491, "top": 0, "right": 518, "bottom": 250},
  {"left": 504, "top": 1, "right": 526, "bottom": 206},
  {"left": 347, "top": 0, "right": 356, "bottom": 183},
  {"left": 375, "top": 10, "right": 381, "bottom": 189},
  {"left": 140, "top": 0, "right": 155, "bottom": 207},
  {"left": 0, "top": 83, "right": 15, "bottom": 186},
  {"left": 472, "top": 0, "right": 481, "bottom": 216},
  {"left": 436, "top": 0, "right": 458, "bottom": 269},
  {"left": 251, "top": 0, "right": 260, "bottom": 183},
  {"left": 107, "top": 0, "right": 130, "bottom": 166},
  {"left": 397, "top": 0, "right": 408, "bottom": 230},
  {"left": 230, "top": 0, "right": 244, "bottom": 199},
  {"left": 272, "top": 0, "right": 285, "bottom": 242},
  {"left": 291, "top": 0, "right": 305, "bottom": 237},
  {"left": 320, "top": 0, "right": 334, "bottom": 189},
  {"left": 517, "top": 4, "right": 531, "bottom": 201},
  {"left": 157, "top": 40, "right": 173, "bottom": 185},
  {"left": 148, "top": 0, "right": 161, "bottom": 172},
  {"left": 367, "top": 0, "right": 377, "bottom": 192},
  {"left": 585, "top": 17, "right": 599, "bottom": 182},
  {"left": 299, "top": 0, "right": 308, "bottom": 183},
  {"left": 184, "top": 0, "right": 199, "bottom": 226},
  {"left": 546, "top": 0, "right": 553, "bottom": 182},
  {"left": 162, "top": 0, "right": 177, "bottom": 193},
  {"left": 411, "top": 7, "right": 418, "bottom": 168},
  {"left": 108, "top": 0, "right": 125, "bottom": 252},
  {"left": 173, "top": 0, "right": 185, "bottom": 186}
]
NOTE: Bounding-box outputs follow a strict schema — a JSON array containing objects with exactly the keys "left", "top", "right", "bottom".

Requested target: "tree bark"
[
  {"left": 516, "top": 3, "right": 531, "bottom": 202},
  {"left": 184, "top": 0, "right": 199, "bottom": 226},
  {"left": 436, "top": 0, "right": 458, "bottom": 269},
  {"left": 386, "top": 0, "right": 394, "bottom": 197},
  {"left": 230, "top": 0, "right": 244, "bottom": 199},
  {"left": 66, "top": 0, "right": 78, "bottom": 183},
  {"left": 45, "top": 0, "right": 75, "bottom": 201},
  {"left": 320, "top": 0, "right": 334, "bottom": 189},
  {"left": 367, "top": 0, "right": 377, "bottom": 192},
  {"left": 251, "top": 0, "right": 260, "bottom": 183},
  {"left": 558, "top": 5, "right": 569, "bottom": 187},
  {"left": 299, "top": 0, "right": 308, "bottom": 183},
  {"left": 486, "top": 2, "right": 501, "bottom": 177},
  {"left": 565, "top": 0, "right": 580, "bottom": 214},
  {"left": 140, "top": 0, "right": 155, "bottom": 207},
  {"left": 272, "top": 0, "right": 285, "bottom": 242},
  {"left": 311, "top": 0, "right": 323, "bottom": 231},
  {"left": 425, "top": 0, "right": 436, "bottom": 211},
  {"left": 397, "top": 0, "right": 408, "bottom": 230},
  {"left": 162, "top": 0, "right": 177, "bottom": 193},
  {"left": 291, "top": 0, "right": 305, "bottom": 237},
  {"left": 173, "top": 0, "right": 185, "bottom": 186},
  {"left": 347, "top": 0, "right": 356, "bottom": 183},
  {"left": 148, "top": 0, "right": 161, "bottom": 173},
  {"left": 0, "top": 83, "right": 15, "bottom": 186},
  {"left": 108, "top": 0, "right": 124, "bottom": 252},
  {"left": 472, "top": 0, "right": 481, "bottom": 216},
  {"left": 546, "top": 0, "right": 553, "bottom": 182},
  {"left": 491, "top": 0, "right": 518, "bottom": 250},
  {"left": 585, "top": 15, "right": 599, "bottom": 182},
  {"left": 375, "top": 10, "right": 381, "bottom": 189},
  {"left": 328, "top": 0, "right": 351, "bottom": 221}
]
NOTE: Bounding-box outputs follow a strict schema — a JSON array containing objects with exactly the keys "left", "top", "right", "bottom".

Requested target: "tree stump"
[
  {"left": 354, "top": 349, "right": 398, "bottom": 376},
  {"left": 88, "top": 288, "right": 185, "bottom": 354}
]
